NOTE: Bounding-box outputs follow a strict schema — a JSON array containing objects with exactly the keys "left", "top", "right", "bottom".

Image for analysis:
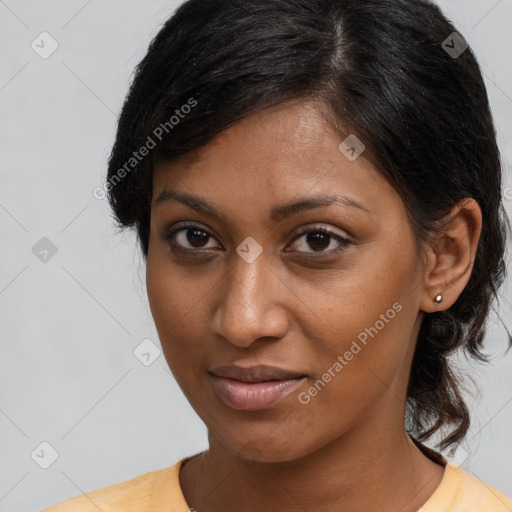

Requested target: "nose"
[{"left": 210, "top": 247, "right": 289, "bottom": 348}]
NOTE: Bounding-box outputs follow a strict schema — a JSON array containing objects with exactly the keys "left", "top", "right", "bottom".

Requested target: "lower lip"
[{"left": 210, "top": 375, "right": 307, "bottom": 411}]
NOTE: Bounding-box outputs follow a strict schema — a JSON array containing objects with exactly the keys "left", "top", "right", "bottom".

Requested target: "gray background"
[{"left": 1, "top": 1, "right": 511, "bottom": 511}]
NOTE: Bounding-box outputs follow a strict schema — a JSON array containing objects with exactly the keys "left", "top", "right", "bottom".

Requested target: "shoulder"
[
  {"left": 456, "top": 466, "right": 512, "bottom": 511},
  {"left": 422, "top": 463, "right": 512, "bottom": 512},
  {"left": 40, "top": 461, "right": 185, "bottom": 512}
]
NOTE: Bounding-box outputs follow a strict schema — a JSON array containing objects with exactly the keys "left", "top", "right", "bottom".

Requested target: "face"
[{"left": 146, "top": 99, "right": 427, "bottom": 463}]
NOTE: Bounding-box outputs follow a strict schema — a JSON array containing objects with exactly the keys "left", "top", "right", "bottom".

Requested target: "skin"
[{"left": 146, "top": 99, "right": 482, "bottom": 512}]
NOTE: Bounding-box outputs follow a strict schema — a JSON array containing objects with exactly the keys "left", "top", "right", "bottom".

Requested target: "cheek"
[
  {"left": 298, "top": 240, "right": 421, "bottom": 408},
  {"left": 146, "top": 254, "right": 199, "bottom": 357},
  {"left": 302, "top": 296, "right": 409, "bottom": 387},
  {"left": 146, "top": 249, "right": 225, "bottom": 391},
  {"left": 294, "top": 303, "right": 415, "bottom": 443}
]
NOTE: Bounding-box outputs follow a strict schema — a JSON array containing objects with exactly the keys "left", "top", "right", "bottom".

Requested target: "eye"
[
  {"left": 161, "top": 222, "right": 351, "bottom": 256},
  {"left": 161, "top": 222, "right": 221, "bottom": 252},
  {"left": 286, "top": 224, "right": 351, "bottom": 255}
]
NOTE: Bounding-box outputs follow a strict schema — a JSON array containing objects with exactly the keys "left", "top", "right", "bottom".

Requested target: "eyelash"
[{"left": 161, "top": 222, "right": 351, "bottom": 257}]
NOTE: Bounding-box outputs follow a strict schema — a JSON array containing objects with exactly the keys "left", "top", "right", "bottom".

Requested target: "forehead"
[{"left": 151, "top": 99, "right": 399, "bottom": 219}]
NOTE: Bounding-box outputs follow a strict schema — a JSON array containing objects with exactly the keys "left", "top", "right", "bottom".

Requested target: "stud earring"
[{"left": 434, "top": 294, "right": 443, "bottom": 305}]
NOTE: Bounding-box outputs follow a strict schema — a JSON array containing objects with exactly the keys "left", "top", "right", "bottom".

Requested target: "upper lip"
[{"left": 208, "top": 365, "right": 307, "bottom": 383}]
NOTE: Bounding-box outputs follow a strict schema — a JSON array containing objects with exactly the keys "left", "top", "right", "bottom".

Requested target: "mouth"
[{"left": 208, "top": 365, "right": 308, "bottom": 411}]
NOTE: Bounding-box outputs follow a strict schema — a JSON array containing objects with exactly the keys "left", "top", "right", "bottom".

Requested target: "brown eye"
[
  {"left": 162, "top": 223, "right": 221, "bottom": 251},
  {"left": 161, "top": 222, "right": 351, "bottom": 257},
  {"left": 286, "top": 226, "right": 351, "bottom": 255},
  {"left": 182, "top": 228, "right": 211, "bottom": 248}
]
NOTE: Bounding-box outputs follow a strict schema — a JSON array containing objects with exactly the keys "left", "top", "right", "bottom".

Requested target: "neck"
[{"left": 179, "top": 398, "right": 445, "bottom": 512}]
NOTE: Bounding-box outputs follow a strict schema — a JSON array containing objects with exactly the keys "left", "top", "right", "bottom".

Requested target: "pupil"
[
  {"left": 307, "top": 232, "right": 329, "bottom": 251},
  {"left": 187, "top": 229, "right": 209, "bottom": 247}
]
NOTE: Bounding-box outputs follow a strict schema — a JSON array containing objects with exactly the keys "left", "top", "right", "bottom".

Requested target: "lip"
[
  {"left": 209, "top": 364, "right": 306, "bottom": 382},
  {"left": 209, "top": 365, "right": 307, "bottom": 411}
]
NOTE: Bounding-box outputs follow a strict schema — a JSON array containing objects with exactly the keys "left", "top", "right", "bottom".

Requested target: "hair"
[{"left": 106, "top": 0, "right": 510, "bottom": 450}]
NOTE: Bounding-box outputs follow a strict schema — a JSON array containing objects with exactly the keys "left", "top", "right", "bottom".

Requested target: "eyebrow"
[{"left": 154, "top": 189, "right": 370, "bottom": 222}]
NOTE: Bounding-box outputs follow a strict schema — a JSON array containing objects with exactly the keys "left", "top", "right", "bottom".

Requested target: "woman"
[{"left": 43, "top": 0, "right": 512, "bottom": 510}]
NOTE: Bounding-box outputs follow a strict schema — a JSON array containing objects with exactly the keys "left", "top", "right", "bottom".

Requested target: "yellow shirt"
[{"left": 41, "top": 456, "right": 512, "bottom": 512}]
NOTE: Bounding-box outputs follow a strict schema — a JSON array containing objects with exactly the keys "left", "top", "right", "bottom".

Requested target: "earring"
[{"left": 434, "top": 294, "right": 443, "bottom": 305}]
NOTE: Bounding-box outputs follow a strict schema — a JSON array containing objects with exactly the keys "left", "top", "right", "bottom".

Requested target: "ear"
[{"left": 419, "top": 198, "right": 482, "bottom": 313}]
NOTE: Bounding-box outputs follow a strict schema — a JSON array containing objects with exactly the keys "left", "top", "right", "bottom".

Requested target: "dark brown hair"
[{"left": 106, "top": 0, "right": 510, "bottom": 449}]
